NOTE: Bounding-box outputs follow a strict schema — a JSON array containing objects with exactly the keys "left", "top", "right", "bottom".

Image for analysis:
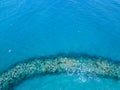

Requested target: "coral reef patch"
[{"left": 0, "top": 53, "right": 120, "bottom": 90}]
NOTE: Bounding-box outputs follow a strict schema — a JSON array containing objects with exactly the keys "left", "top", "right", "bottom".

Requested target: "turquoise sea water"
[{"left": 0, "top": 0, "right": 120, "bottom": 90}]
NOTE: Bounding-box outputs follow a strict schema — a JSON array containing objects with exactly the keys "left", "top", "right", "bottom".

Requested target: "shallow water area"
[
  {"left": 0, "top": 0, "right": 120, "bottom": 89},
  {"left": 16, "top": 74, "right": 120, "bottom": 90}
]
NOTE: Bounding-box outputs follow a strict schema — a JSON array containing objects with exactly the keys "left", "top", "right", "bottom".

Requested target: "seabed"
[{"left": 0, "top": 53, "right": 120, "bottom": 90}]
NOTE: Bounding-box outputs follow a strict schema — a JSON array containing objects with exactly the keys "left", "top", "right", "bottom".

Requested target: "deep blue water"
[{"left": 0, "top": 0, "right": 120, "bottom": 90}]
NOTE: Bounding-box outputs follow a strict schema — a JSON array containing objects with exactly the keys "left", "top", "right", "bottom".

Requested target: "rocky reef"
[{"left": 0, "top": 53, "right": 120, "bottom": 90}]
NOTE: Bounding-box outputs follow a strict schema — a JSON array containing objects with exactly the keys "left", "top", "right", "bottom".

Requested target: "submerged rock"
[{"left": 0, "top": 54, "right": 120, "bottom": 90}]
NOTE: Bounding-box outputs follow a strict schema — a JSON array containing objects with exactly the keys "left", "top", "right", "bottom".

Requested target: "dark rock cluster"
[{"left": 0, "top": 54, "right": 120, "bottom": 90}]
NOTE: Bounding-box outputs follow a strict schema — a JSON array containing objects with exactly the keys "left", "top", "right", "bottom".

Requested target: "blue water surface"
[{"left": 0, "top": 0, "right": 120, "bottom": 90}]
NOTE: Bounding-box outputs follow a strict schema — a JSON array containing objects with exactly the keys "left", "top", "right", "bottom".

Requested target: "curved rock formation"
[{"left": 0, "top": 53, "right": 120, "bottom": 90}]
